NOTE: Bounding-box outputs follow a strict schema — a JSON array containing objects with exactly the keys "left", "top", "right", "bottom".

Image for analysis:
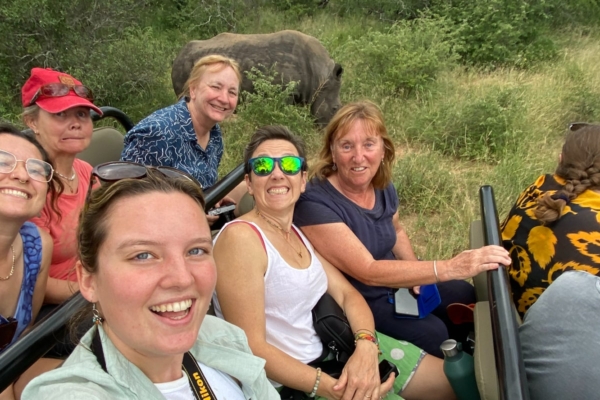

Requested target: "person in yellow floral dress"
[{"left": 501, "top": 123, "right": 600, "bottom": 317}]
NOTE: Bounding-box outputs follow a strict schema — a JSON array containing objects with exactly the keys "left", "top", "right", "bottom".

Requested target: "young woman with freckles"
[
  {"left": 213, "top": 126, "right": 456, "bottom": 400},
  {"left": 22, "top": 167, "right": 279, "bottom": 400}
]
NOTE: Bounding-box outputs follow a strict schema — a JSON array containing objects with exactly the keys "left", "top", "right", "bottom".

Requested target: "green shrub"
[
  {"left": 328, "top": 0, "right": 431, "bottom": 20},
  {"left": 407, "top": 85, "right": 526, "bottom": 162},
  {"left": 339, "top": 17, "right": 458, "bottom": 96},
  {"left": 219, "top": 66, "right": 318, "bottom": 174},
  {"left": 431, "top": 0, "right": 557, "bottom": 68}
]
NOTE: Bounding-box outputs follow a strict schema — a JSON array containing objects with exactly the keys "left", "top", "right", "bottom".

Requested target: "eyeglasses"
[
  {"left": 28, "top": 83, "right": 94, "bottom": 106},
  {"left": 86, "top": 161, "right": 201, "bottom": 202},
  {"left": 0, "top": 149, "right": 54, "bottom": 182},
  {"left": 248, "top": 156, "right": 305, "bottom": 176}
]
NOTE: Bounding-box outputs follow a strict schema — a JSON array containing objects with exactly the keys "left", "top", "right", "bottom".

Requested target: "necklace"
[
  {"left": 256, "top": 209, "right": 303, "bottom": 258},
  {"left": 0, "top": 245, "right": 15, "bottom": 281},
  {"left": 56, "top": 170, "right": 76, "bottom": 181}
]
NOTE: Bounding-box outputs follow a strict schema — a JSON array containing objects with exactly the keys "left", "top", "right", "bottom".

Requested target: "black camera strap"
[
  {"left": 182, "top": 350, "right": 218, "bottom": 399},
  {"left": 91, "top": 329, "right": 217, "bottom": 399}
]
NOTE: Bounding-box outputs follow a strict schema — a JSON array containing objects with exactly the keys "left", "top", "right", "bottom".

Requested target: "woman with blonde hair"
[
  {"left": 294, "top": 101, "right": 510, "bottom": 357},
  {"left": 121, "top": 55, "right": 245, "bottom": 222}
]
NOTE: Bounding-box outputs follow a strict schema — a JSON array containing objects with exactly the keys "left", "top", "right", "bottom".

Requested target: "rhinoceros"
[{"left": 171, "top": 30, "right": 343, "bottom": 126}]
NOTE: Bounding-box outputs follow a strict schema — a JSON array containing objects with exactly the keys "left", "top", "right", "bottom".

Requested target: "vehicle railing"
[
  {"left": 91, "top": 106, "right": 134, "bottom": 132},
  {"left": 0, "top": 162, "right": 245, "bottom": 392},
  {"left": 479, "top": 185, "right": 530, "bottom": 400}
]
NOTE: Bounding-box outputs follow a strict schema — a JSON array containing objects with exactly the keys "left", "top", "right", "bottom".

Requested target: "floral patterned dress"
[{"left": 501, "top": 174, "right": 600, "bottom": 317}]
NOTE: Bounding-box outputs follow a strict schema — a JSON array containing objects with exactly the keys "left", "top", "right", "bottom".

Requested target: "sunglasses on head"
[
  {"left": 248, "top": 156, "right": 305, "bottom": 176},
  {"left": 0, "top": 149, "right": 54, "bottom": 182},
  {"left": 86, "top": 161, "right": 201, "bottom": 202},
  {"left": 28, "top": 83, "right": 94, "bottom": 106}
]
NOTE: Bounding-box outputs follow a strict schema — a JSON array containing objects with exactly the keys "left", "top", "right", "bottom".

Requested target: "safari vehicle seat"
[{"left": 78, "top": 127, "right": 124, "bottom": 167}]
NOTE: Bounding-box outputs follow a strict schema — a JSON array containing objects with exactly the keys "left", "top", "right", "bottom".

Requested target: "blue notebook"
[{"left": 392, "top": 284, "right": 441, "bottom": 319}]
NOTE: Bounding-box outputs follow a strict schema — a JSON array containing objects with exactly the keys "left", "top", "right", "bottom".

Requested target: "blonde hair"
[
  {"left": 179, "top": 54, "right": 242, "bottom": 99},
  {"left": 310, "top": 101, "right": 395, "bottom": 189}
]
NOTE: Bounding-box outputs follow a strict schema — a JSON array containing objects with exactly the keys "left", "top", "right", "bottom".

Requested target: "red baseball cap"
[{"left": 21, "top": 68, "right": 103, "bottom": 116}]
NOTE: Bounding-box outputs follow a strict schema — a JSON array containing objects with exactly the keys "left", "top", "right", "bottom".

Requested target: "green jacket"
[{"left": 22, "top": 315, "right": 279, "bottom": 399}]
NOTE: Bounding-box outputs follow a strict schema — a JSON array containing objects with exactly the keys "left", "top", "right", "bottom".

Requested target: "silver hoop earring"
[
  {"left": 92, "top": 303, "right": 104, "bottom": 326},
  {"left": 332, "top": 163, "right": 337, "bottom": 171}
]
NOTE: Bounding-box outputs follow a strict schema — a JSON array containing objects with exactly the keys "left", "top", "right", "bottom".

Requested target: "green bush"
[
  {"left": 330, "top": 0, "right": 434, "bottom": 20},
  {"left": 219, "top": 66, "right": 318, "bottom": 173},
  {"left": 339, "top": 17, "right": 458, "bottom": 96},
  {"left": 431, "top": 0, "right": 557, "bottom": 68},
  {"left": 407, "top": 85, "right": 526, "bottom": 162}
]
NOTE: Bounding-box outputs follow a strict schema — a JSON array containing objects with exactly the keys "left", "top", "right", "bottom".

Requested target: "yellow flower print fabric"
[{"left": 501, "top": 174, "right": 600, "bottom": 317}]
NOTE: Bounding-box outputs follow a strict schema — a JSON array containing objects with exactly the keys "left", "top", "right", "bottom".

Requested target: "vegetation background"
[{"left": 1, "top": 0, "right": 599, "bottom": 259}]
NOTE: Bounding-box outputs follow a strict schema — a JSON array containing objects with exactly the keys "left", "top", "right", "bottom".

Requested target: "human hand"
[
  {"left": 334, "top": 340, "right": 381, "bottom": 400},
  {"left": 411, "top": 286, "right": 421, "bottom": 295},
  {"left": 206, "top": 213, "right": 220, "bottom": 226},
  {"left": 444, "top": 245, "right": 511, "bottom": 281}
]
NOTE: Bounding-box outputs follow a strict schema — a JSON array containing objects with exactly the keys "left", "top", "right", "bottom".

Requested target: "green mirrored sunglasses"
[{"left": 248, "top": 156, "right": 304, "bottom": 176}]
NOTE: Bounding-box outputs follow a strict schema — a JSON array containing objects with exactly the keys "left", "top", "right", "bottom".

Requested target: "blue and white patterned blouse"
[{"left": 121, "top": 99, "right": 224, "bottom": 189}]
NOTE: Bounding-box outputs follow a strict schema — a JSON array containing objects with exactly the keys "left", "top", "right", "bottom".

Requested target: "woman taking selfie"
[
  {"left": 22, "top": 67, "right": 102, "bottom": 305},
  {"left": 0, "top": 123, "right": 52, "bottom": 399},
  {"left": 23, "top": 166, "right": 278, "bottom": 399},
  {"left": 213, "top": 126, "right": 455, "bottom": 400}
]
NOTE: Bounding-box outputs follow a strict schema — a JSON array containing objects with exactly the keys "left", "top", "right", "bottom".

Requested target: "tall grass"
[{"left": 2, "top": 2, "right": 600, "bottom": 259}]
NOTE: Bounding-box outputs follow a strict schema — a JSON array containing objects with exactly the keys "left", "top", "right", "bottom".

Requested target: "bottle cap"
[{"left": 440, "top": 339, "right": 459, "bottom": 358}]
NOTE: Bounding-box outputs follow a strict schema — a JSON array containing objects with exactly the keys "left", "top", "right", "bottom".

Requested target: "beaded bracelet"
[
  {"left": 308, "top": 367, "right": 322, "bottom": 398},
  {"left": 354, "top": 328, "right": 376, "bottom": 336},
  {"left": 354, "top": 332, "right": 382, "bottom": 355}
]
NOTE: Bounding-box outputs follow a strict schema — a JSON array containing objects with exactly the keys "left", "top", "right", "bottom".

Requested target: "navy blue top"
[
  {"left": 120, "top": 99, "right": 224, "bottom": 189},
  {"left": 294, "top": 178, "right": 398, "bottom": 305}
]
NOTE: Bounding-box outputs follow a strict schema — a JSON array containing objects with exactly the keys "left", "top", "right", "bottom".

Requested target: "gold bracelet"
[{"left": 433, "top": 260, "right": 440, "bottom": 283}]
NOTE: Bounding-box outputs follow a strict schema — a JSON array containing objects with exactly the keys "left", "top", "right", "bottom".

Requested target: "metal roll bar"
[
  {"left": 479, "top": 185, "right": 530, "bottom": 400},
  {"left": 91, "top": 107, "right": 135, "bottom": 132}
]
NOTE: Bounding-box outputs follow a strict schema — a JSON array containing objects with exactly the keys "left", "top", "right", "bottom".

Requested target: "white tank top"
[{"left": 213, "top": 221, "right": 327, "bottom": 364}]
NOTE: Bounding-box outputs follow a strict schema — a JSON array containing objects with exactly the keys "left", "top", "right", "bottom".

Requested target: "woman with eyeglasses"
[
  {"left": 213, "top": 126, "right": 456, "bottom": 400},
  {"left": 293, "top": 101, "right": 511, "bottom": 358},
  {"left": 121, "top": 55, "right": 246, "bottom": 225},
  {"left": 21, "top": 67, "right": 102, "bottom": 305},
  {"left": 501, "top": 123, "right": 600, "bottom": 317},
  {"left": 22, "top": 167, "right": 279, "bottom": 400},
  {"left": 0, "top": 123, "right": 53, "bottom": 400}
]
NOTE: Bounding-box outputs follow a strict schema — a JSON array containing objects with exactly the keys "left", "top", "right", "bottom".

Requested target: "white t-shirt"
[{"left": 155, "top": 363, "right": 246, "bottom": 400}]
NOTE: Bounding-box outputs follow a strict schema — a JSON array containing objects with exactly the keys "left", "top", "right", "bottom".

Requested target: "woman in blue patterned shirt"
[{"left": 121, "top": 55, "right": 243, "bottom": 224}]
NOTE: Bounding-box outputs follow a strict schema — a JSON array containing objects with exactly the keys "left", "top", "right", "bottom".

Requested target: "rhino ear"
[{"left": 333, "top": 63, "right": 343, "bottom": 79}]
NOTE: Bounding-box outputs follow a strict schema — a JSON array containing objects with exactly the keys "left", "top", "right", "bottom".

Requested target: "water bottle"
[{"left": 440, "top": 339, "right": 481, "bottom": 400}]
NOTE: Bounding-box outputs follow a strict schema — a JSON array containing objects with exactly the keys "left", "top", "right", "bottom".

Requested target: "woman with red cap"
[{"left": 21, "top": 68, "right": 102, "bottom": 306}]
